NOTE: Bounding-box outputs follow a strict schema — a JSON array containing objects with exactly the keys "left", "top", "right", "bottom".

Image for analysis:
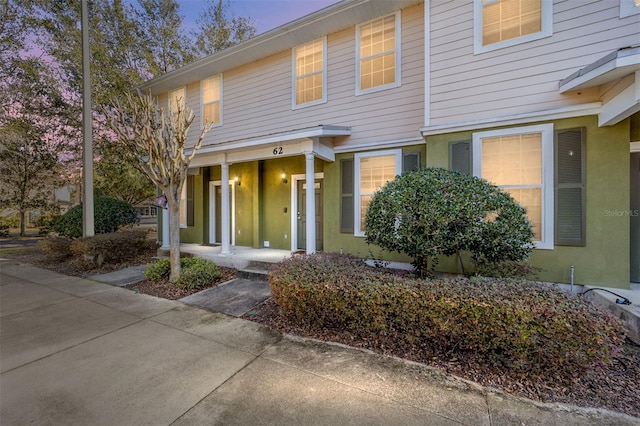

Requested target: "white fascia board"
[
  {"left": 420, "top": 103, "right": 602, "bottom": 137},
  {"left": 559, "top": 49, "right": 640, "bottom": 94},
  {"left": 599, "top": 78, "right": 640, "bottom": 126}
]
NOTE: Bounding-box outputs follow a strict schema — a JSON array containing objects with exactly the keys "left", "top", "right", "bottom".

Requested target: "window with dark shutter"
[
  {"left": 187, "top": 175, "right": 195, "bottom": 227},
  {"left": 450, "top": 140, "right": 471, "bottom": 175},
  {"left": 340, "top": 159, "right": 354, "bottom": 233},
  {"left": 403, "top": 152, "right": 420, "bottom": 173},
  {"left": 555, "top": 128, "right": 585, "bottom": 246}
]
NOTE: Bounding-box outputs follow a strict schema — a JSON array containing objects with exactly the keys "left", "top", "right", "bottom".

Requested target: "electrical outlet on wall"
[{"left": 264, "top": 241, "right": 270, "bottom": 247}]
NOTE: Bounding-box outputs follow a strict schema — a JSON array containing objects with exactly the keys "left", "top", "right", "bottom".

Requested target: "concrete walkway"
[{"left": 1, "top": 259, "right": 638, "bottom": 425}]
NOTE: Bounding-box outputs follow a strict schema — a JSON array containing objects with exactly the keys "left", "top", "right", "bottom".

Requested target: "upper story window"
[
  {"left": 472, "top": 124, "right": 554, "bottom": 249},
  {"left": 474, "top": 0, "right": 552, "bottom": 54},
  {"left": 356, "top": 12, "right": 401, "bottom": 95},
  {"left": 293, "top": 37, "right": 327, "bottom": 108},
  {"left": 168, "top": 87, "right": 186, "bottom": 117},
  {"left": 201, "top": 74, "right": 222, "bottom": 127},
  {"left": 620, "top": 0, "right": 640, "bottom": 17}
]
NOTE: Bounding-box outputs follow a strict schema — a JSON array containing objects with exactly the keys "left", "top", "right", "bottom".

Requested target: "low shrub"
[
  {"left": 176, "top": 257, "right": 221, "bottom": 290},
  {"left": 0, "top": 222, "right": 9, "bottom": 237},
  {"left": 39, "top": 237, "right": 73, "bottom": 262},
  {"left": 269, "top": 253, "right": 625, "bottom": 383},
  {"left": 53, "top": 197, "right": 138, "bottom": 238},
  {"left": 144, "top": 257, "right": 221, "bottom": 290},
  {"left": 474, "top": 260, "right": 542, "bottom": 279},
  {"left": 70, "top": 230, "right": 156, "bottom": 266}
]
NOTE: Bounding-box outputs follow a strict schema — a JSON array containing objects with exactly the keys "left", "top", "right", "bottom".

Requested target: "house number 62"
[{"left": 273, "top": 147, "right": 283, "bottom": 155}]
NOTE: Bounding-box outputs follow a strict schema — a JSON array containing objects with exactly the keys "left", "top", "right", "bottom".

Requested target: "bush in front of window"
[
  {"left": 52, "top": 197, "right": 139, "bottom": 238},
  {"left": 364, "top": 167, "right": 534, "bottom": 277}
]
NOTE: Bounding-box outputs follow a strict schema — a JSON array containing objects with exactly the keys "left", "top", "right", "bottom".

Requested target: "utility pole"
[{"left": 81, "top": 0, "right": 94, "bottom": 237}]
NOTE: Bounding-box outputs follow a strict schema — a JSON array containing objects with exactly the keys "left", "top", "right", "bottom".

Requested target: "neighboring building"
[{"left": 139, "top": 0, "right": 640, "bottom": 289}]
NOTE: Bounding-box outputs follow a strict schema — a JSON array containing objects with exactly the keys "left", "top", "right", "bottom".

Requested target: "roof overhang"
[
  {"left": 138, "top": 0, "right": 422, "bottom": 94},
  {"left": 559, "top": 46, "right": 640, "bottom": 94},
  {"left": 189, "top": 125, "right": 351, "bottom": 167}
]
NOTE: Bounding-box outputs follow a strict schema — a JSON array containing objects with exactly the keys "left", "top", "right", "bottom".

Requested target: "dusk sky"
[{"left": 173, "top": 0, "right": 341, "bottom": 34}]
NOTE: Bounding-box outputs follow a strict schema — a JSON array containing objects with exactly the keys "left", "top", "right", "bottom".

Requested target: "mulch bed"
[{"left": 124, "top": 266, "right": 237, "bottom": 300}]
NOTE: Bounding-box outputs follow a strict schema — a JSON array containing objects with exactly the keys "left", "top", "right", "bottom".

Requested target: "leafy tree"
[
  {"left": 103, "top": 92, "right": 209, "bottom": 282},
  {"left": 136, "top": 0, "right": 196, "bottom": 76},
  {"left": 193, "top": 0, "right": 256, "bottom": 57},
  {"left": 0, "top": 56, "right": 75, "bottom": 236},
  {"left": 365, "top": 167, "right": 534, "bottom": 277},
  {"left": 0, "top": 119, "right": 61, "bottom": 236},
  {"left": 53, "top": 197, "right": 138, "bottom": 238}
]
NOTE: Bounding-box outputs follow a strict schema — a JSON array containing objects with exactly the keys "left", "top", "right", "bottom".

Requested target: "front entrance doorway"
[
  {"left": 209, "top": 181, "right": 235, "bottom": 246},
  {"left": 631, "top": 151, "right": 639, "bottom": 283},
  {"left": 293, "top": 175, "right": 323, "bottom": 251}
]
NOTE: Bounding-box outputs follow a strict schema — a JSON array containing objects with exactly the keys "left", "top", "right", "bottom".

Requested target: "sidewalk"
[{"left": 1, "top": 259, "right": 638, "bottom": 425}]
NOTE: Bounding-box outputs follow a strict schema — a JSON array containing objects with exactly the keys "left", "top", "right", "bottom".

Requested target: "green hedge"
[
  {"left": 269, "top": 253, "right": 625, "bottom": 382},
  {"left": 53, "top": 197, "right": 138, "bottom": 238}
]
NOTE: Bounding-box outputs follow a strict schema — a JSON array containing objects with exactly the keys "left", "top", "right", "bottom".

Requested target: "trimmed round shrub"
[
  {"left": 144, "top": 257, "right": 222, "bottom": 290},
  {"left": 365, "top": 167, "right": 534, "bottom": 276},
  {"left": 53, "top": 197, "right": 138, "bottom": 238},
  {"left": 270, "top": 253, "right": 625, "bottom": 383}
]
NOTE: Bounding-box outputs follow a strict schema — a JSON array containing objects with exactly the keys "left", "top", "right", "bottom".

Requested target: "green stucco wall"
[{"left": 424, "top": 115, "right": 631, "bottom": 288}]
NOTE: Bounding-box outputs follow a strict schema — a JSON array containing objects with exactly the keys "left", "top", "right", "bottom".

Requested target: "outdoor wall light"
[
  {"left": 281, "top": 173, "right": 288, "bottom": 184},
  {"left": 234, "top": 176, "right": 241, "bottom": 186}
]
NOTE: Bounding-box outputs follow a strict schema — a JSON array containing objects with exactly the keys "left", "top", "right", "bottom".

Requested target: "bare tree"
[{"left": 103, "top": 92, "right": 209, "bottom": 282}]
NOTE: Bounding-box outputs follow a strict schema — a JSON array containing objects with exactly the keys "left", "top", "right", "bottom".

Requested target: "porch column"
[
  {"left": 221, "top": 162, "right": 232, "bottom": 255},
  {"left": 305, "top": 152, "right": 316, "bottom": 254},
  {"left": 161, "top": 207, "right": 170, "bottom": 250}
]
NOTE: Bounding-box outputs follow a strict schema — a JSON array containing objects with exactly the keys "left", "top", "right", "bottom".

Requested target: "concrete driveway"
[{"left": 1, "top": 259, "right": 637, "bottom": 425}]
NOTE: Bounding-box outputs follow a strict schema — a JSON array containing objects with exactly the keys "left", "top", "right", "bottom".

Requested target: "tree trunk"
[
  {"left": 168, "top": 198, "right": 181, "bottom": 283},
  {"left": 19, "top": 208, "right": 26, "bottom": 237}
]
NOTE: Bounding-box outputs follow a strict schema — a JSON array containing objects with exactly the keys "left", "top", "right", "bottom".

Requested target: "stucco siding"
[
  {"left": 429, "top": 0, "right": 640, "bottom": 126},
  {"left": 177, "top": 3, "right": 424, "bottom": 152}
]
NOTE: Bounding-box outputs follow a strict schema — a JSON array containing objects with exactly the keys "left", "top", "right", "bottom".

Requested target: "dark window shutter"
[
  {"left": 403, "top": 152, "right": 420, "bottom": 173},
  {"left": 450, "top": 140, "right": 471, "bottom": 175},
  {"left": 555, "top": 128, "right": 585, "bottom": 246},
  {"left": 187, "top": 175, "right": 195, "bottom": 227},
  {"left": 340, "top": 159, "right": 354, "bottom": 233}
]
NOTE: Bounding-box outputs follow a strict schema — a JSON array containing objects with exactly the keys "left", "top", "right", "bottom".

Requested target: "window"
[
  {"left": 474, "top": 0, "right": 552, "bottom": 54},
  {"left": 293, "top": 38, "right": 326, "bottom": 108},
  {"left": 354, "top": 149, "right": 402, "bottom": 236},
  {"left": 472, "top": 124, "right": 554, "bottom": 249},
  {"left": 201, "top": 75, "right": 222, "bottom": 126},
  {"left": 356, "top": 12, "right": 401, "bottom": 95},
  {"left": 169, "top": 87, "right": 186, "bottom": 115},
  {"left": 620, "top": 0, "right": 640, "bottom": 17}
]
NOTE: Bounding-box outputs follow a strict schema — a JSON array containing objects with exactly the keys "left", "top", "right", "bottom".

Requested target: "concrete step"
[
  {"left": 238, "top": 268, "right": 269, "bottom": 282},
  {"left": 247, "top": 260, "right": 275, "bottom": 271}
]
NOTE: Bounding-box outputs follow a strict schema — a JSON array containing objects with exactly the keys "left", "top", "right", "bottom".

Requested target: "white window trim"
[
  {"left": 353, "top": 149, "right": 402, "bottom": 237},
  {"left": 179, "top": 181, "right": 187, "bottom": 228},
  {"left": 472, "top": 124, "right": 554, "bottom": 249},
  {"left": 473, "top": 0, "right": 553, "bottom": 55},
  {"left": 200, "top": 74, "right": 223, "bottom": 129},
  {"left": 355, "top": 11, "right": 402, "bottom": 96},
  {"left": 292, "top": 37, "right": 327, "bottom": 109},
  {"left": 168, "top": 86, "right": 186, "bottom": 113},
  {"left": 620, "top": 0, "right": 640, "bottom": 17}
]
